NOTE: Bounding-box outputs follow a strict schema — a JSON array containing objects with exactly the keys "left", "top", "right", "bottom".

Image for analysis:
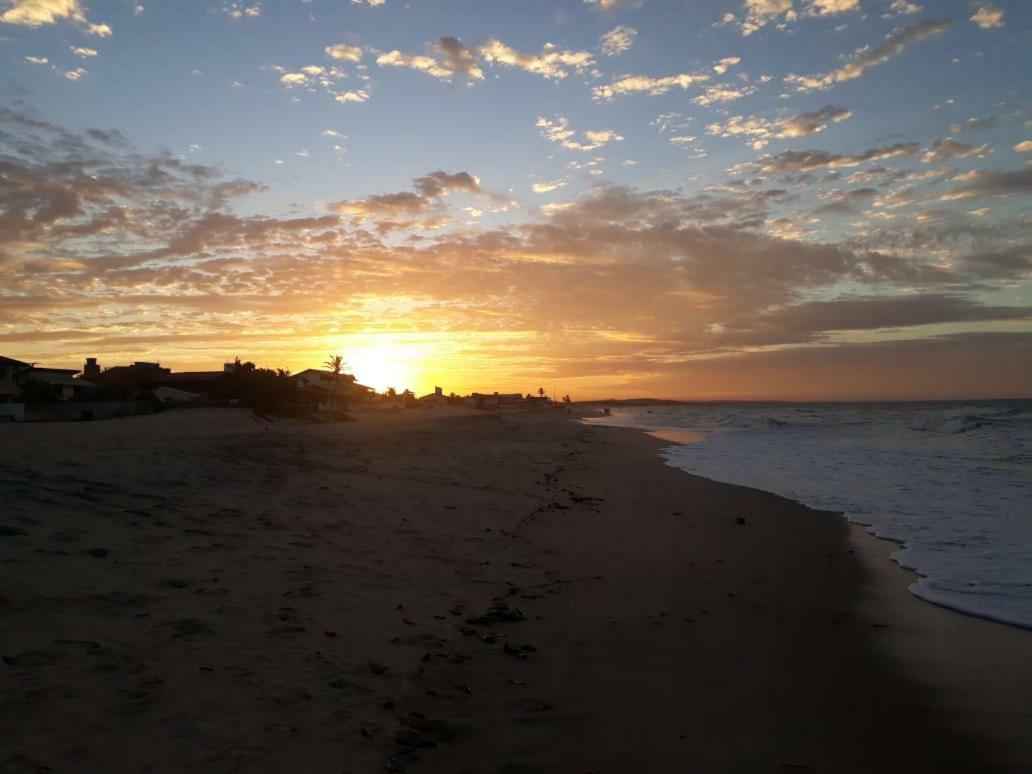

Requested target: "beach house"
[
  {"left": 419, "top": 386, "right": 449, "bottom": 405},
  {"left": 292, "top": 368, "right": 374, "bottom": 407}
]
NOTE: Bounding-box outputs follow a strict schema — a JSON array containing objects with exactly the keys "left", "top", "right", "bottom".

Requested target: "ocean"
[{"left": 584, "top": 400, "right": 1032, "bottom": 629}]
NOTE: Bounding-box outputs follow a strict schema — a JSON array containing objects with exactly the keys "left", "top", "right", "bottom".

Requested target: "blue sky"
[{"left": 1, "top": 0, "right": 1030, "bottom": 398}]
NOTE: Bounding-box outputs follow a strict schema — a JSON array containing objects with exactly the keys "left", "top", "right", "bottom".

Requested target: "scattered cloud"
[
  {"left": 64, "top": 67, "right": 87, "bottom": 80},
  {"left": 1, "top": 0, "right": 110, "bottom": 35},
  {"left": 478, "top": 39, "right": 594, "bottom": 81},
  {"left": 537, "top": 116, "right": 623, "bottom": 151},
  {"left": 4, "top": 106, "right": 1029, "bottom": 397},
  {"left": 921, "top": 138, "right": 991, "bottom": 164},
  {"left": 377, "top": 36, "right": 484, "bottom": 81},
  {"left": 692, "top": 83, "right": 757, "bottom": 106},
  {"left": 325, "top": 43, "right": 364, "bottom": 63},
  {"left": 713, "top": 56, "right": 741, "bottom": 74},
  {"left": 949, "top": 114, "right": 999, "bottom": 133},
  {"left": 738, "top": 142, "right": 920, "bottom": 174},
  {"left": 803, "top": 0, "right": 860, "bottom": 17},
  {"left": 600, "top": 25, "right": 637, "bottom": 56},
  {"left": 70, "top": 46, "right": 97, "bottom": 57},
  {"left": 941, "top": 168, "right": 1032, "bottom": 200},
  {"left": 222, "top": 2, "right": 260, "bottom": 19},
  {"left": 329, "top": 170, "right": 485, "bottom": 230},
  {"left": 1013, "top": 140, "right": 1032, "bottom": 153},
  {"left": 970, "top": 6, "right": 1004, "bottom": 29},
  {"left": 707, "top": 105, "right": 852, "bottom": 148},
  {"left": 739, "top": 0, "right": 797, "bottom": 36},
  {"left": 532, "top": 180, "right": 567, "bottom": 193},
  {"left": 785, "top": 18, "right": 951, "bottom": 91},
  {"left": 24, "top": 55, "right": 48, "bottom": 64},
  {"left": 885, "top": 0, "right": 922, "bottom": 16},
  {"left": 583, "top": 0, "right": 643, "bottom": 9},
  {"left": 593, "top": 71, "right": 706, "bottom": 100}
]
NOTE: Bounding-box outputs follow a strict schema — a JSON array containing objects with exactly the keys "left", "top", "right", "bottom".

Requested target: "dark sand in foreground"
[{"left": 1, "top": 408, "right": 1029, "bottom": 772}]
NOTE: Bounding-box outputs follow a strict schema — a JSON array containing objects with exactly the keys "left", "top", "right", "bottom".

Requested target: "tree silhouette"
[
  {"left": 324, "top": 354, "right": 345, "bottom": 406},
  {"left": 537, "top": 387, "right": 545, "bottom": 399}
]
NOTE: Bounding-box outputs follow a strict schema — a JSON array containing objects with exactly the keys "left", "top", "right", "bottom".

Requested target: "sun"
[{"left": 344, "top": 343, "right": 419, "bottom": 394}]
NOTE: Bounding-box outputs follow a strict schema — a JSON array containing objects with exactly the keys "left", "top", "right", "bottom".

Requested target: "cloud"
[
  {"left": 64, "top": 67, "right": 87, "bottom": 80},
  {"left": 25, "top": 55, "right": 48, "bottom": 64},
  {"left": 325, "top": 43, "right": 364, "bottom": 62},
  {"left": 921, "top": 138, "right": 991, "bottom": 164},
  {"left": 532, "top": 180, "right": 567, "bottom": 193},
  {"left": 335, "top": 90, "right": 369, "bottom": 103},
  {"left": 328, "top": 170, "right": 485, "bottom": 230},
  {"left": 478, "top": 39, "right": 594, "bottom": 81},
  {"left": 784, "top": 19, "right": 951, "bottom": 91},
  {"left": 274, "top": 50, "right": 370, "bottom": 105},
  {"left": 739, "top": 0, "right": 797, "bottom": 36},
  {"left": 5, "top": 108, "right": 1027, "bottom": 399},
  {"left": 970, "top": 6, "right": 1004, "bottom": 29},
  {"left": 537, "top": 116, "right": 623, "bottom": 151},
  {"left": 221, "top": 2, "right": 260, "bottom": 19},
  {"left": 70, "top": 45, "right": 97, "bottom": 57},
  {"left": 593, "top": 71, "right": 706, "bottom": 100},
  {"left": 941, "top": 168, "right": 1032, "bottom": 200},
  {"left": 885, "top": 0, "right": 922, "bottom": 15},
  {"left": 737, "top": 142, "right": 919, "bottom": 174},
  {"left": 712, "top": 56, "right": 741, "bottom": 74},
  {"left": 600, "top": 25, "right": 637, "bottom": 56},
  {"left": 584, "top": 0, "right": 643, "bottom": 8},
  {"left": 352, "top": 0, "right": 386, "bottom": 5},
  {"left": 715, "top": 294, "right": 1030, "bottom": 347},
  {"left": 707, "top": 105, "right": 852, "bottom": 148},
  {"left": 691, "top": 84, "right": 756, "bottom": 106},
  {"left": 949, "top": 114, "right": 999, "bottom": 133},
  {"left": 1014, "top": 141, "right": 1032, "bottom": 153},
  {"left": 1, "top": 0, "right": 111, "bottom": 35},
  {"left": 802, "top": 0, "right": 860, "bottom": 16},
  {"left": 377, "top": 36, "right": 484, "bottom": 82}
]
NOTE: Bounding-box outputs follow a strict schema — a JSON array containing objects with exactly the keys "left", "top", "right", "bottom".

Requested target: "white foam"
[{"left": 586, "top": 402, "right": 1032, "bottom": 629}]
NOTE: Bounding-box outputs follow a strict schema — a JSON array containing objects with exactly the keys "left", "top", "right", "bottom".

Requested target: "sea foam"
[{"left": 586, "top": 401, "right": 1032, "bottom": 629}]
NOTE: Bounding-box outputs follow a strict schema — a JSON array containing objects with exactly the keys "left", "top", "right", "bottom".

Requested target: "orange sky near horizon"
[{"left": 1, "top": 2, "right": 1030, "bottom": 401}]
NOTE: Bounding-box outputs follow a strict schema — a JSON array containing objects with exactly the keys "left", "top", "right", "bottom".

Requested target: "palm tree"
[
  {"left": 537, "top": 387, "right": 545, "bottom": 399},
  {"left": 324, "top": 354, "right": 345, "bottom": 406}
]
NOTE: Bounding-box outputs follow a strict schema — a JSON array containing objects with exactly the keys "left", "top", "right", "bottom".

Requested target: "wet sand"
[{"left": 1, "top": 408, "right": 1029, "bottom": 772}]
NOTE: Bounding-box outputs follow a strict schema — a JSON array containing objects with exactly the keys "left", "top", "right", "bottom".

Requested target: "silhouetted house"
[
  {"left": 82, "top": 358, "right": 226, "bottom": 397},
  {"left": 0, "top": 356, "right": 29, "bottom": 404},
  {"left": 1, "top": 356, "right": 92, "bottom": 402},
  {"left": 148, "top": 371, "right": 225, "bottom": 395},
  {"left": 292, "top": 369, "right": 373, "bottom": 406},
  {"left": 419, "top": 386, "right": 448, "bottom": 405},
  {"left": 86, "top": 359, "right": 171, "bottom": 392},
  {"left": 468, "top": 391, "right": 525, "bottom": 409}
]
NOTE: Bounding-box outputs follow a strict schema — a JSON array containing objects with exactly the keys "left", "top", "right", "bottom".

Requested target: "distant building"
[
  {"left": 1, "top": 355, "right": 92, "bottom": 402},
  {"left": 82, "top": 357, "right": 225, "bottom": 396},
  {"left": 292, "top": 368, "right": 374, "bottom": 407},
  {"left": 419, "top": 386, "right": 448, "bottom": 405},
  {"left": 85, "top": 359, "right": 171, "bottom": 391},
  {"left": 469, "top": 391, "right": 526, "bottom": 409}
]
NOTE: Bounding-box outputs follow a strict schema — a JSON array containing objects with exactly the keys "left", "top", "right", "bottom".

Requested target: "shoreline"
[
  {"left": 591, "top": 411, "right": 1032, "bottom": 632},
  {"left": 2, "top": 408, "right": 1029, "bottom": 772}
]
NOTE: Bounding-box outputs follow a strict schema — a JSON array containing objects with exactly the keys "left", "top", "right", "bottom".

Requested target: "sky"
[{"left": 1, "top": 0, "right": 1030, "bottom": 400}]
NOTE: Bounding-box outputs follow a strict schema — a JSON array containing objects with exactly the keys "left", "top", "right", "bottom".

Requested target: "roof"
[
  {"left": 151, "top": 371, "right": 224, "bottom": 383},
  {"left": 26, "top": 372, "right": 91, "bottom": 387},
  {"left": 0, "top": 356, "right": 32, "bottom": 368},
  {"left": 292, "top": 368, "right": 357, "bottom": 382}
]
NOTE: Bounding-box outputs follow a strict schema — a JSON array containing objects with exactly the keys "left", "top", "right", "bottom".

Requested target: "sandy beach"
[{"left": 2, "top": 408, "right": 1030, "bottom": 773}]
